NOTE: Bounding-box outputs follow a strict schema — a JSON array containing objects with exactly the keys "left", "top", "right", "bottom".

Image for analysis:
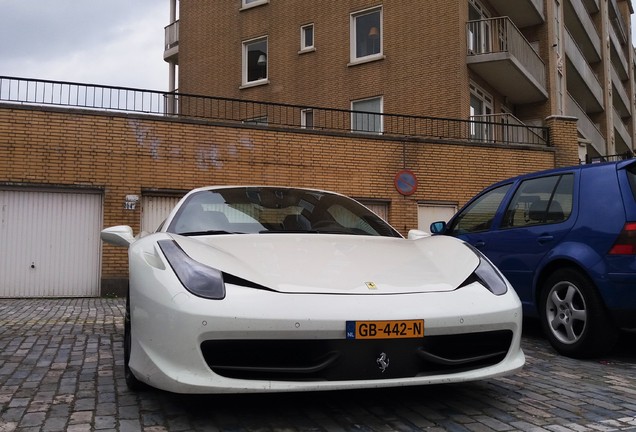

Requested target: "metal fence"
[{"left": 0, "top": 76, "right": 549, "bottom": 146}]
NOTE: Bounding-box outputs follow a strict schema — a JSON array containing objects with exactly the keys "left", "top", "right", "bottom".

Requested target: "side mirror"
[
  {"left": 407, "top": 229, "right": 430, "bottom": 240},
  {"left": 430, "top": 221, "right": 447, "bottom": 234},
  {"left": 101, "top": 225, "right": 135, "bottom": 248}
]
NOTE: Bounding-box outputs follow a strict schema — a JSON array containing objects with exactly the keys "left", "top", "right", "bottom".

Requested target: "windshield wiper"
[
  {"left": 178, "top": 230, "right": 239, "bottom": 236},
  {"left": 259, "top": 229, "right": 354, "bottom": 235}
]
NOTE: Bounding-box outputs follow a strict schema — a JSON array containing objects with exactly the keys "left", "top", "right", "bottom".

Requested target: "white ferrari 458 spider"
[{"left": 101, "top": 186, "right": 524, "bottom": 394}]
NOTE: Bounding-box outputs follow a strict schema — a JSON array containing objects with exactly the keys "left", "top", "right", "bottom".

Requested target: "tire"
[
  {"left": 124, "top": 290, "right": 145, "bottom": 391},
  {"left": 539, "top": 268, "right": 617, "bottom": 358}
]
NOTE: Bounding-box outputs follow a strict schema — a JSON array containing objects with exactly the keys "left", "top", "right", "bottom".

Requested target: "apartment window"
[
  {"left": 243, "top": 116, "right": 268, "bottom": 125},
  {"left": 301, "top": 109, "right": 314, "bottom": 129},
  {"left": 243, "top": 37, "right": 268, "bottom": 85},
  {"left": 241, "top": 0, "right": 268, "bottom": 9},
  {"left": 352, "top": 97, "right": 383, "bottom": 134},
  {"left": 350, "top": 7, "right": 382, "bottom": 62},
  {"left": 467, "top": 0, "right": 491, "bottom": 55},
  {"left": 300, "top": 24, "right": 314, "bottom": 52},
  {"left": 469, "top": 83, "right": 493, "bottom": 141}
]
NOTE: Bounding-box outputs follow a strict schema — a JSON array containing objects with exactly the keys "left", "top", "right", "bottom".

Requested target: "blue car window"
[
  {"left": 448, "top": 184, "right": 511, "bottom": 234},
  {"left": 501, "top": 174, "right": 573, "bottom": 228}
]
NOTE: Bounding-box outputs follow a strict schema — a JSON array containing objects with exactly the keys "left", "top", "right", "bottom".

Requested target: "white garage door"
[
  {"left": 141, "top": 195, "right": 182, "bottom": 233},
  {"left": 418, "top": 203, "right": 457, "bottom": 233},
  {"left": 0, "top": 189, "right": 102, "bottom": 297}
]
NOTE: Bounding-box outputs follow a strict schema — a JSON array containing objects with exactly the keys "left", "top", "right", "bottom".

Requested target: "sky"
[
  {"left": 1, "top": 1, "right": 636, "bottom": 93},
  {"left": 0, "top": 0, "right": 168, "bottom": 91}
]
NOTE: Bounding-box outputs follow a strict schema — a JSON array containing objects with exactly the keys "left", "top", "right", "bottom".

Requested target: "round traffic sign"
[{"left": 394, "top": 169, "right": 418, "bottom": 196}]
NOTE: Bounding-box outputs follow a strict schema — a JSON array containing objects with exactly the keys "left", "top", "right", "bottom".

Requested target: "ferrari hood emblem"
[
  {"left": 377, "top": 352, "right": 390, "bottom": 373},
  {"left": 365, "top": 281, "right": 378, "bottom": 290}
]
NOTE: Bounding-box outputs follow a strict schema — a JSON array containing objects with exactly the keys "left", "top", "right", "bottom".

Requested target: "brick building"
[
  {"left": 0, "top": 92, "right": 568, "bottom": 297},
  {"left": 164, "top": 0, "right": 636, "bottom": 162},
  {"left": 2, "top": 0, "right": 630, "bottom": 297}
]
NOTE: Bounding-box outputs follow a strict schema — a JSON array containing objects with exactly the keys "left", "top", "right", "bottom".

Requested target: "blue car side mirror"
[{"left": 430, "top": 221, "right": 446, "bottom": 234}]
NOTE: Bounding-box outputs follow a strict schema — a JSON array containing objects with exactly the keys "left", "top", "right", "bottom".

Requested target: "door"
[
  {"left": 0, "top": 189, "right": 102, "bottom": 297},
  {"left": 448, "top": 174, "right": 576, "bottom": 308},
  {"left": 141, "top": 195, "right": 182, "bottom": 233},
  {"left": 418, "top": 204, "right": 457, "bottom": 233}
]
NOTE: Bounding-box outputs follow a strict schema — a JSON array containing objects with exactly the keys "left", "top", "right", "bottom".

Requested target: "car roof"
[{"left": 487, "top": 159, "right": 636, "bottom": 189}]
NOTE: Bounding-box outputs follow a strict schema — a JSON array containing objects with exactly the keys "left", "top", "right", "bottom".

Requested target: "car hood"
[{"left": 169, "top": 233, "right": 479, "bottom": 294}]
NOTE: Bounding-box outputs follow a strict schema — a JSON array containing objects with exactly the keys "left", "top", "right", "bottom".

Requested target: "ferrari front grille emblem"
[
  {"left": 376, "top": 352, "right": 390, "bottom": 373},
  {"left": 365, "top": 281, "right": 377, "bottom": 290}
]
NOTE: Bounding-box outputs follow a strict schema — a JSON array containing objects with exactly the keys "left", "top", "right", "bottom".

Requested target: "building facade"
[
  {"left": 0, "top": 102, "right": 567, "bottom": 296},
  {"left": 164, "top": 0, "right": 636, "bottom": 162}
]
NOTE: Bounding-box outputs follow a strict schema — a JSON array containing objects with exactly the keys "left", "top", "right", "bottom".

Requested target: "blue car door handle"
[{"left": 537, "top": 234, "right": 554, "bottom": 244}]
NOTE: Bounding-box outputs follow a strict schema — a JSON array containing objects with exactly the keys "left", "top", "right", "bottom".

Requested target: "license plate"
[{"left": 345, "top": 320, "right": 424, "bottom": 340}]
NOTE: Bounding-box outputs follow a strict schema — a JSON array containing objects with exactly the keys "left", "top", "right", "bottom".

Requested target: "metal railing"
[
  {"left": 467, "top": 17, "right": 546, "bottom": 89},
  {"left": 586, "top": 152, "right": 633, "bottom": 164},
  {"left": 165, "top": 20, "right": 179, "bottom": 51},
  {"left": 470, "top": 113, "right": 547, "bottom": 145},
  {"left": 0, "top": 76, "right": 549, "bottom": 146}
]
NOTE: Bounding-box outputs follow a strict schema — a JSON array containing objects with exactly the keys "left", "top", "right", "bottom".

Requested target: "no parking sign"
[{"left": 394, "top": 169, "right": 418, "bottom": 196}]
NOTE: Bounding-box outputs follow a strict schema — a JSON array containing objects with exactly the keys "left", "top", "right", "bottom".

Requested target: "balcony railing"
[
  {"left": 470, "top": 113, "right": 547, "bottom": 145},
  {"left": 467, "top": 17, "right": 546, "bottom": 96},
  {"left": 165, "top": 20, "right": 179, "bottom": 51},
  {"left": 0, "top": 76, "right": 549, "bottom": 147}
]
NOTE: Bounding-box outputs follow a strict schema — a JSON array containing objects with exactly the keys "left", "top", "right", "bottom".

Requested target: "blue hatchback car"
[{"left": 431, "top": 159, "right": 636, "bottom": 358}]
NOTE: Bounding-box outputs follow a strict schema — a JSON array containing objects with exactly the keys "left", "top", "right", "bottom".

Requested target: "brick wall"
[
  {"left": 179, "top": 1, "right": 469, "bottom": 120},
  {"left": 0, "top": 105, "right": 561, "bottom": 293}
]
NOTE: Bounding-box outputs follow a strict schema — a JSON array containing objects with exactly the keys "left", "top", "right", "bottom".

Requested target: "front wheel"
[{"left": 539, "top": 268, "right": 617, "bottom": 358}]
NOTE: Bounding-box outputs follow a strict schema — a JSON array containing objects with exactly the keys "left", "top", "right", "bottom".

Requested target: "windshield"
[{"left": 167, "top": 187, "right": 401, "bottom": 237}]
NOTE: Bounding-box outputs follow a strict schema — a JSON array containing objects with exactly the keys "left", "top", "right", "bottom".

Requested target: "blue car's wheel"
[{"left": 539, "top": 268, "right": 617, "bottom": 358}]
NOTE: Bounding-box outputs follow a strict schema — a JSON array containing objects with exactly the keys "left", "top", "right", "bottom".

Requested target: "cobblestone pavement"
[{"left": 1, "top": 298, "right": 635, "bottom": 432}]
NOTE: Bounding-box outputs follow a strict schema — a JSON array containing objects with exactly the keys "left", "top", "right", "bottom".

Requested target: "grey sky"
[
  {"left": 1, "top": 1, "right": 636, "bottom": 93},
  {"left": 1, "top": 0, "right": 167, "bottom": 90}
]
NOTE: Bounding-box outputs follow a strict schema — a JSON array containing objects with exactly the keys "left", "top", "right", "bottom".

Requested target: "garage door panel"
[{"left": 0, "top": 190, "right": 102, "bottom": 297}]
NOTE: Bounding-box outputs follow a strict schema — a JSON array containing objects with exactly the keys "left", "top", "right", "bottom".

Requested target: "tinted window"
[
  {"left": 448, "top": 184, "right": 511, "bottom": 234},
  {"left": 501, "top": 174, "right": 573, "bottom": 228}
]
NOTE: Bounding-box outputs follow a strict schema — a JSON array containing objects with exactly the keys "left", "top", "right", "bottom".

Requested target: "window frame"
[
  {"left": 500, "top": 174, "right": 573, "bottom": 229},
  {"left": 351, "top": 96, "right": 383, "bottom": 134},
  {"left": 300, "top": 23, "right": 315, "bottom": 53},
  {"left": 469, "top": 82, "right": 494, "bottom": 142},
  {"left": 242, "top": 36, "right": 269, "bottom": 87},
  {"left": 240, "top": 0, "right": 269, "bottom": 11},
  {"left": 349, "top": 6, "right": 383, "bottom": 65},
  {"left": 448, "top": 183, "right": 512, "bottom": 235},
  {"left": 301, "top": 109, "right": 314, "bottom": 129}
]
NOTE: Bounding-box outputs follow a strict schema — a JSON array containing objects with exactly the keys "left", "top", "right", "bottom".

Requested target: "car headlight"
[
  {"left": 461, "top": 244, "right": 508, "bottom": 296},
  {"left": 157, "top": 240, "right": 226, "bottom": 300}
]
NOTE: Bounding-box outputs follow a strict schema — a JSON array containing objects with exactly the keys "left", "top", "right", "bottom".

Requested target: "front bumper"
[{"left": 128, "top": 276, "right": 525, "bottom": 394}]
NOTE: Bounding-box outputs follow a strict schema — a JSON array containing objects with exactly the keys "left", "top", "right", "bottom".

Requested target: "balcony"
[
  {"left": 564, "top": 30, "right": 603, "bottom": 113},
  {"left": 611, "top": 67, "right": 630, "bottom": 118},
  {"left": 566, "top": 93, "right": 605, "bottom": 155},
  {"left": 564, "top": 0, "right": 601, "bottom": 63},
  {"left": 164, "top": 20, "right": 179, "bottom": 63},
  {"left": 582, "top": 0, "right": 600, "bottom": 13},
  {"left": 469, "top": 113, "right": 547, "bottom": 146},
  {"left": 610, "top": 24, "right": 628, "bottom": 81},
  {"left": 609, "top": 0, "right": 628, "bottom": 46},
  {"left": 613, "top": 108, "right": 632, "bottom": 152},
  {"left": 466, "top": 17, "right": 547, "bottom": 104},
  {"left": 487, "top": 0, "right": 544, "bottom": 27}
]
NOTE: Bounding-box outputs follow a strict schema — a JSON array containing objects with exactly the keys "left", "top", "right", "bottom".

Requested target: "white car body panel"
[
  {"left": 103, "top": 186, "right": 525, "bottom": 394},
  {"left": 172, "top": 233, "right": 476, "bottom": 294}
]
